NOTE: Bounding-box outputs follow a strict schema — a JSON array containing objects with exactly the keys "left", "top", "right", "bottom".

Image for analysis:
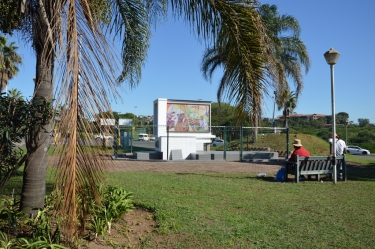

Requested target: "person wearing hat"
[
  {"left": 328, "top": 133, "right": 347, "bottom": 180},
  {"left": 288, "top": 139, "right": 311, "bottom": 162},
  {"left": 328, "top": 133, "right": 347, "bottom": 157},
  {"left": 174, "top": 109, "right": 189, "bottom": 132}
]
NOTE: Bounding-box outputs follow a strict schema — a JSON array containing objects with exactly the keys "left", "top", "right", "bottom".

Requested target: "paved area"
[{"left": 106, "top": 159, "right": 284, "bottom": 175}]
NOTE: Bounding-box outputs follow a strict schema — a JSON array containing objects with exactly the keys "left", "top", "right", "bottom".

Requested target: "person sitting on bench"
[
  {"left": 289, "top": 139, "right": 311, "bottom": 180},
  {"left": 289, "top": 139, "right": 311, "bottom": 162}
]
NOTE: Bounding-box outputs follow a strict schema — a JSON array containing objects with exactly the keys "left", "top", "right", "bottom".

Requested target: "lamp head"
[{"left": 324, "top": 48, "right": 340, "bottom": 65}]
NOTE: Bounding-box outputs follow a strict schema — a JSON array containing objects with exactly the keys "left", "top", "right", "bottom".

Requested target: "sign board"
[
  {"left": 166, "top": 103, "right": 210, "bottom": 132},
  {"left": 100, "top": 118, "right": 115, "bottom": 126},
  {"left": 119, "top": 118, "right": 133, "bottom": 126}
]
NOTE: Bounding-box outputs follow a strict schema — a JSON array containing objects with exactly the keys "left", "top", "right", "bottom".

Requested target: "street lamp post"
[
  {"left": 324, "top": 48, "right": 340, "bottom": 184},
  {"left": 131, "top": 106, "right": 137, "bottom": 154},
  {"left": 133, "top": 106, "right": 137, "bottom": 126},
  {"left": 346, "top": 120, "right": 353, "bottom": 145},
  {"left": 345, "top": 119, "right": 348, "bottom": 145},
  {"left": 272, "top": 91, "right": 277, "bottom": 133}
]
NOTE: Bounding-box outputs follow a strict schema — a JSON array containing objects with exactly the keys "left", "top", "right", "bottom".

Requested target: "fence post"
[
  {"left": 286, "top": 128, "right": 290, "bottom": 159},
  {"left": 223, "top": 126, "right": 227, "bottom": 160},
  {"left": 130, "top": 127, "right": 133, "bottom": 154},
  {"left": 240, "top": 126, "right": 243, "bottom": 161},
  {"left": 114, "top": 126, "right": 118, "bottom": 158},
  {"left": 167, "top": 126, "right": 169, "bottom": 160}
]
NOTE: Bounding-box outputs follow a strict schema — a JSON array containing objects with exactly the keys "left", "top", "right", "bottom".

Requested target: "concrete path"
[{"left": 106, "top": 159, "right": 283, "bottom": 175}]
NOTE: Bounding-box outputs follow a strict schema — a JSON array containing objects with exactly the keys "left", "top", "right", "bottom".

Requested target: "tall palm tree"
[
  {"left": 2, "top": 0, "right": 271, "bottom": 239},
  {"left": 258, "top": 4, "right": 310, "bottom": 98},
  {"left": 200, "top": 3, "right": 277, "bottom": 127},
  {"left": 257, "top": 4, "right": 310, "bottom": 128},
  {"left": 0, "top": 35, "right": 22, "bottom": 92}
]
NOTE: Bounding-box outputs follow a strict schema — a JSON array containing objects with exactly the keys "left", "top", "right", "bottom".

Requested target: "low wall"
[{"left": 130, "top": 150, "right": 279, "bottom": 162}]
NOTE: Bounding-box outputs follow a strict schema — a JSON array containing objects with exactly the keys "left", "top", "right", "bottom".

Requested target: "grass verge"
[
  {"left": 2, "top": 157, "right": 374, "bottom": 248},
  {"left": 107, "top": 164, "right": 375, "bottom": 248}
]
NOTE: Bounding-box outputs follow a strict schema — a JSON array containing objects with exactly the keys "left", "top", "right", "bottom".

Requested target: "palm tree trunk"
[
  {"left": 283, "top": 108, "right": 288, "bottom": 128},
  {"left": 20, "top": 51, "right": 53, "bottom": 213},
  {"left": 20, "top": 2, "right": 54, "bottom": 213},
  {"left": 0, "top": 71, "right": 8, "bottom": 92}
]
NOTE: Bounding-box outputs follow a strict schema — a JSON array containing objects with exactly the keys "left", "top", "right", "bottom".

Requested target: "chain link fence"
[{"left": 112, "top": 125, "right": 290, "bottom": 160}]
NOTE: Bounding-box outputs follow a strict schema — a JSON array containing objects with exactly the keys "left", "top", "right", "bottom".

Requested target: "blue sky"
[{"left": 5, "top": 0, "right": 375, "bottom": 123}]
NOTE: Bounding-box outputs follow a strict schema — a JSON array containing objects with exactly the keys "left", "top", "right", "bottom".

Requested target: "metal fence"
[{"left": 112, "top": 125, "right": 290, "bottom": 160}]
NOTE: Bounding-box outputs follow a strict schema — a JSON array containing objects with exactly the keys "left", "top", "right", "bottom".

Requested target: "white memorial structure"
[{"left": 153, "top": 98, "right": 215, "bottom": 160}]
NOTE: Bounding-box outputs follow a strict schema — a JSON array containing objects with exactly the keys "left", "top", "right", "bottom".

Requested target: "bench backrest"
[{"left": 296, "top": 155, "right": 345, "bottom": 173}]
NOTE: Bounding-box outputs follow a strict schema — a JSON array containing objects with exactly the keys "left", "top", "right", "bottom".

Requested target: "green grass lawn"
[
  {"left": 2, "top": 162, "right": 375, "bottom": 248},
  {"left": 2, "top": 134, "right": 375, "bottom": 248},
  {"left": 105, "top": 163, "right": 375, "bottom": 248}
]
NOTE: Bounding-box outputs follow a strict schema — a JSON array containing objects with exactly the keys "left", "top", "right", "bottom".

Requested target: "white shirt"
[{"left": 329, "top": 138, "right": 346, "bottom": 156}]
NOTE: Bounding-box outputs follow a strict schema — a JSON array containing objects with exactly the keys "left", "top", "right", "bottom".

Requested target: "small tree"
[
  {"left": 0, "top": 92, "right": 53, "bottom": 190},
  {"left": 358, "top": 118, "right": 370, "bottom": 127}
]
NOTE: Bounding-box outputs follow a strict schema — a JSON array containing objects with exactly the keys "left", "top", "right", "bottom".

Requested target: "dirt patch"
[{"left": 80, "top": 208, "right": 157, "bottom": 249}]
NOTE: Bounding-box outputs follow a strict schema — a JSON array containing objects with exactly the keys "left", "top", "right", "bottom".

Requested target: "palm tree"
[
  {"left": 2, "top": 0, "right": 271, "bottom": 239},
  {"left": 277, "top": 89, "right": 296, "bottom": 128},
  {"left": 257, "top": 4, "right": 310, "bottom": 128},
  {"left": 200, "top": 3, "right": 277, "bottom": 127},
  {"left": 0, "top": 35, "right": 22, "bottom": 92},
  {"left": 7, "top": 88, "right": 24, "bottom": 100},
  {"left": 258, "top": 4, "right": 310, "bottom": 97}
]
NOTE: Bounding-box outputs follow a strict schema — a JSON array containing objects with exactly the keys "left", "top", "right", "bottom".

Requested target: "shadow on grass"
[{"left": 347, "top": 163, "right": 375, "bottom": 181}]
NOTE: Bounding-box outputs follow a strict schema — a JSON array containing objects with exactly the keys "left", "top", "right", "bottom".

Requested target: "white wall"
[{"left": 153, "top": 98, "right": 215, "bottom": 158}]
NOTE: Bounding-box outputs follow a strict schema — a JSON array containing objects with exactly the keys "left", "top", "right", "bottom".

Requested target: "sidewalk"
[{"left": 107, "top": 159, "right": 283, "bottom": 175}]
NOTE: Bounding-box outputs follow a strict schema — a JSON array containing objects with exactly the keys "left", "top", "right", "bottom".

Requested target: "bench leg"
[
  {"left": 284, "top": 167, "right": 288, "bottom": 182},
  {"left": 295, "top": 170, "right": 299, "bottom": 183},
  {"left": 317, "top": 174, "right": 321, "bottom": 182}
]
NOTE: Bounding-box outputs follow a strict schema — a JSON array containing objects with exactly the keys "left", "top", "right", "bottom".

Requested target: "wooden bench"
[{"left": 285, "top": 155, "right": 347, "bottom": 183}]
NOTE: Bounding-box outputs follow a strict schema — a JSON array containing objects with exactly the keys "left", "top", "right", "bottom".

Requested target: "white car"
[
  {"left": 346, "top": 145, "right": 370, "bottom": 155},
  {"left": 150, "top": 136, "right": 156, "bottom": 141},
  {"left": 94, "top": 134, "right": 113, "bottom": 140},
  {"left": 138, "top": 133, "right": 149, "bottom": 141},
  {"left": 212, "top": 139, "right": 225, "bottom": 147}
]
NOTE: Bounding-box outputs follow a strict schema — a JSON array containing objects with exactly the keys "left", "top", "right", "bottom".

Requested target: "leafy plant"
[
  {"left": 89, "top": 186, "right": 134, "bottom": 239},
  {"left": 0, "top": 93, "right": 53, "bottom": 190},
  {"left": 18, "top": 236, "right": 69, "bottom": 249},
  {"left": 0, "top": 231, "right": 16, "bottom": 249},
  {"left": 89, "top": 216, "right": 107, "bottom": 240},
  {"left": 102, "top": 186, "right": 134, "bottom": 220},
  {"left": 0, "top": 196, "right": 24, "bottom": 235}
]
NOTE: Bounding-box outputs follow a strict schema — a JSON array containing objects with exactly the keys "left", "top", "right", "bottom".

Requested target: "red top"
[{"left": 289, "top": 147, "right": 311, "bottom": 162}]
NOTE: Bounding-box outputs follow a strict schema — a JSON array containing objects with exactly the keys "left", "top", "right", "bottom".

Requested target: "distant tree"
[
  {"left": 7, "top": 88, "right": 23, "bottom": 100},
  {"left": 0, "top": 35, "right": 22, "bottom": 92},
  {"left": 358, "top": 118, "right": 370, "bottom": 127},
  {"left": 211, "top": 102, "right": 236, "bottom": 126},
  {"left": 277, "top": 89, "right": 297, "bottom": 128},
  {"left": 336, "top": 112, "right": 349, "bottom": 124}
]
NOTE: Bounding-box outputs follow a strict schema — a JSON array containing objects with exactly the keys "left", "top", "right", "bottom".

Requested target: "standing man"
[
  {"left": 329, "top": 133, "right": 347, "bottom": 156},
  {"left": 328, "top": 133, "right": 347, "bottom": 180}
]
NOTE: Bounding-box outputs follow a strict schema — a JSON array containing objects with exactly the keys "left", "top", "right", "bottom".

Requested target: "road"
[
  {"left": 353, "top": 154, "right": 375, "bottom": 160},
  {"left": 132, "top": 140, "right": 156, "bottom": 149}
]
